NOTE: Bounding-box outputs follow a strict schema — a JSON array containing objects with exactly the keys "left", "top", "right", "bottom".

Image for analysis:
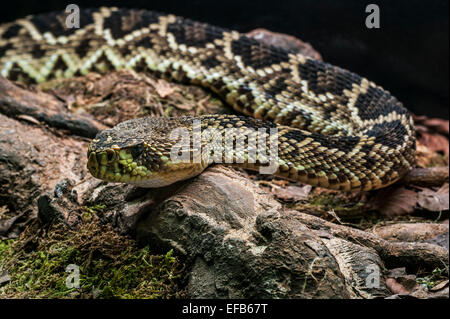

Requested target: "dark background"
[{"left": 1, "top": 0, "right": 448, "bottom": 119}]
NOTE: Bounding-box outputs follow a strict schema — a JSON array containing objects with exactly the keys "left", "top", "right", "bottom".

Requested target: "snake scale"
[{"left": 0, "top": 7, "right": 416, "bottom": 191}]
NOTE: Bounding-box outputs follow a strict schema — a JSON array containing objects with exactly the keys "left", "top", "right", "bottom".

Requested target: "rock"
[
  {"left": 373, "top": 223, "right": 449, "bottom": 250},
  {"left": 385, "top": 267, "right": 436, "bottom": 299},
  {"left": 0, "top": 269, "right": 11, "bottom": 286},
  {"left": 0, "top": 110, "right": 90, "bottom": 232},
  {"left": 187, "top": 257, "right": 217, "bottom": 298},
  {"left": 136, "top": 165, "right": 390, "bottom": 298},
  {"left": 80, "top": 182, "right": 156, "bottom": 235}
]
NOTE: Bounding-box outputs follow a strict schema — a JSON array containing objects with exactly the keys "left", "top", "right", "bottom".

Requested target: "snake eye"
[{"left": 106, "top": 149, "right": 116, "bottom": 162}]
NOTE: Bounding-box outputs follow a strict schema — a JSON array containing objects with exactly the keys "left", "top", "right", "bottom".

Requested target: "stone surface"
[
  {"left": 136, "top": 166, "right": 389, "bottom": 298},
  {"left": 374, "top": 223, "right": 449, "bottom": 250}
]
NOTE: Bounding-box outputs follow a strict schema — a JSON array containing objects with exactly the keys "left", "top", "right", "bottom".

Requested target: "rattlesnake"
[{"left": 0, "top": 7, "right": 416, "bottom": 191}]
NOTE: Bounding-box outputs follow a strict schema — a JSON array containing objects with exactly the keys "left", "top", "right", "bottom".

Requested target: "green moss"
[
  {"left": 81, "top": 204, "right": 107, "bottom": 220},
  {"left": 0, "top": 239, "right": 11, "bottom": 256},
  {"left": 417, "top": 267, "right": 447, "bottom": 290},
  {"left": 164, "top": 106, "right": 174, "bottom": 117},
  {"left": 0, "top": 219, "right": 184, "bottom": 299},
  {"left": 207, "top": 97, "right": 224, "bottom": 108}
]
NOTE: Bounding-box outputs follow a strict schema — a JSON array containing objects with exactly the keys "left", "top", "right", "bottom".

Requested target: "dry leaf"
[
  {"left": 414, "top": 115, "right": 449, "bottom": 135},
  {"left": 17, "top": 114, "right": 41, "bottom": 125},
  {"left": 0, "top": 212, "right": 26, "bottom": 235},
  {"left": 386, "top": 268, "right": 430, "bottom": 298},
  {"left": 418, "top": 132, "right": 449, "bottom": 161},
  {"left": 424, "top": 119, "right": 449, "bottom": 135},
  {"left": 414, "top": 115, "right": 449, "bottom": 164},
  {"left": 415, "top": 142, "right": 447, "bottom": 167},
  {"left": 417, "top": 183, "right": 449, "bottom": 212},
  {"left": 154, "top": 79, "right": 175, "bottom": 98},
  {"left": 271, "top": 179, "right": 289, "bottom": 187},
  {"left": 375, "top": 187, "right": 418, "bottom": 216},
  {"left": 386, "top": 278, "right": 410, "bottom": 295},
  {"left": 429, "top": 280, "right": 449, "bottom": 292},
  {"left": 272, "top": 185, "right": 312, "bottom": 202},
  {"left": 173, "top": 103, "right": 194, "bottom": 111}
]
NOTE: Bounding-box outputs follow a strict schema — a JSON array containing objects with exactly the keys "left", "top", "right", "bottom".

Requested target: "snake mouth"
[
  {"left": 87, "top": 148, "right": 153, "bottom": 184},
  {"left": 87, "top": 147, "right": 207, "bottom": 187}
]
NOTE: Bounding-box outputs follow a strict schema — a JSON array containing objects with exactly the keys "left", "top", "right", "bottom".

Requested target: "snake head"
[{"left": 87, "top": 117, "right": 207, "bottom": 187}]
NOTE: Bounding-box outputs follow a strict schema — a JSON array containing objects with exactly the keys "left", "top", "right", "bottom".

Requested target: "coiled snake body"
[{"left": 0, "top": 8, "right": 416, "bottom": 191}]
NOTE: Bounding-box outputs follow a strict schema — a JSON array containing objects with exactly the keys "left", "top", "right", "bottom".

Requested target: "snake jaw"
[
  {"left": 87, "top": 145, "right": 208, "bottom": 187},
  {"left": 87, "top": 147, "right": 150, "bottom": 183}
]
